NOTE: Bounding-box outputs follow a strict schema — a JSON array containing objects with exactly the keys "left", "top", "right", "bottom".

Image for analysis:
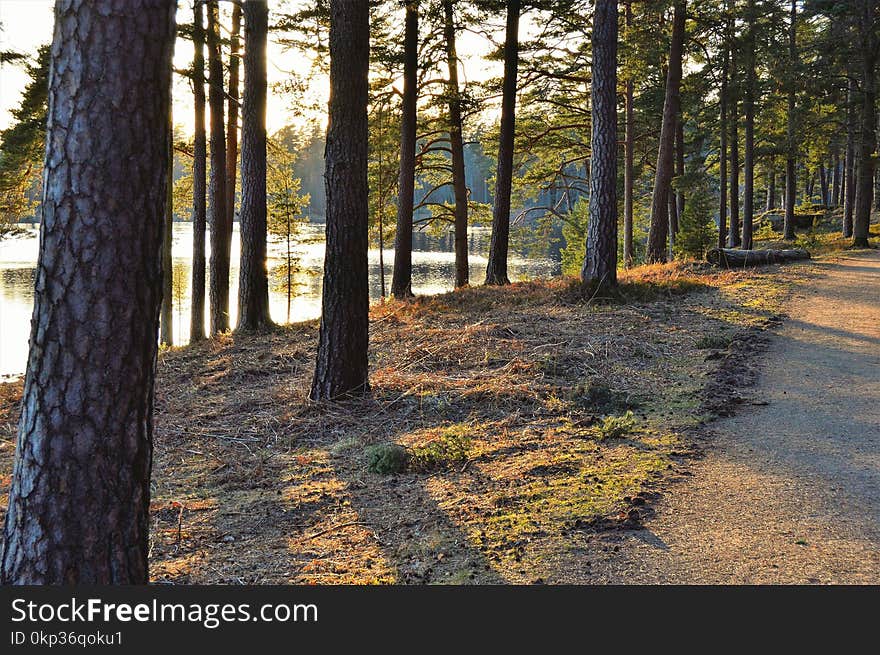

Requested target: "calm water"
[{"left": 0, "top": 222, "right": 558, "bottom": 379}]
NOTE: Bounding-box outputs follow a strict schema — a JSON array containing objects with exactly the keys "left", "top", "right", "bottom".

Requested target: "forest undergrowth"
[{"left": 0, "top": 243, "right": 856, "bottom": 584}]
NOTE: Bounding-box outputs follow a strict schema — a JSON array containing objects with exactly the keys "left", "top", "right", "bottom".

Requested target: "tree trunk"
[
  {"left": 485, "top": 0, "right": 521, "bottom": 284},
  {"left": 766, "top": 167, "right": 776, "bottom": 211},
  {"left": 832, "top": 150, "right": 841, "bottom": 207},
  {"left": 191, "top": 1, "right": 207, "bottom": 342},
  {"left": 237, "top": 0, "right": 272, "bottom": 331},
  {"left": 1, "top": 0, "right": 175, "bottom": 584},
  {"left": 310, "top": 0, "right": 370, "bottom": 400},
  {"left": 646, "top": 0, "right": 685, "bottom": 262},
  {"left": 783, "top": 0, "right": 797, "bottom": 241},
  {"left": 226, "top": 2, "right": 242, "bottom": 251},
  {"left": 844, "top": 77, "right": 856, "bottom": 238},
  {"left": 391, "top": 2, "right": 418, "bottom": 298},
  {"left": 674, "top": 115, "right": 685, "bottom": 232},
  {"left": 444, "top": 0, "right": 469, "bottom": 288},
  {"left": 854, "top": 1, "right": 877, "bottom": 247},
  {"left": 876, "top": 111, "right": 880, "bottom": 211},
  {"left": 874, "top": 109, "right": 880, "bottom": 211},
  {"left": 207, "top": 1, "right": 229, "bottom": 333},
  {"left": 741, "top": 0, "right": 756, "bottom": 251},
  {"left": 728, "top": 4, "right": 741, "bottom": 247},
  {"left": 623, "top": 2, "right": 635, "bottom": 267},
  {"left": 819, "top": 162, "right": 829, "bottom": 206},
  {"left": 719, "top": 33, "right": 728, "bottom": 250},
  {"left": 582, "top": 0, "right": 618, "bottom": 288},
  {"left": 160, "top": 103, "right": 174, "bottom": 346}
]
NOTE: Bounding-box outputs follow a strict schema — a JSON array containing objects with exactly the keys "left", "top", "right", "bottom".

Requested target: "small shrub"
[
  {"left": 596, "top": 411, "right": 637, "bottom": 440},
  {"left": 795, "top": 232, "right": 821, "bottom": 252},
  {"left": 411, "top": 431, "right": 471, "bottom": 472},
  {"left": 366, "top": 443, "right": 410, "bottom": 474}
]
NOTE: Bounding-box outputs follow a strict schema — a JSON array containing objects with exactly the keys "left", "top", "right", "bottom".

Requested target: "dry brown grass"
[{"left": 0, "top": 259, "right": 818, "bottom": 584}]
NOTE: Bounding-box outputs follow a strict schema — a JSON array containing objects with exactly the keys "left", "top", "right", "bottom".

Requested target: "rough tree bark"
[
  {"left": 853, "top": 0, "right": 878, "bottom": 247},
  {"left": 485, "top": 0, "right": 521, "bottom": 284},
  {"left": 0, "top": 0, "right": 175, "bottom": 584},
  {"left": 207, "top": 0, "right": 229, "bottom": 333},
  {"left": 623, "top": 0, "right": 635, "bottom": 267},
  {"left": 582, "top": 0, "right": 618, "bottom": 288},
  {"left": 646, "top": 0, "right": 685, "bottom": 263},
  {"left": 190, "top": 0, "right": 207, "bottom": 342},
  {"left": 310, "top": 0, "right": 370, "bottom": 400},
  {"left": 444, "top": 0, "right": 469, "bottom": 288},
  {"left": 391, "top": 2, "right": 418, "bottom": 298},
  {"left": 237, "top": 0, "right": 272, "bottom": 330},
  {"left": 226, "top": 2, "right": 242, "bottom": 253},
  {"left": 741, "top": 0, "right": 756, "bottom": 250}
]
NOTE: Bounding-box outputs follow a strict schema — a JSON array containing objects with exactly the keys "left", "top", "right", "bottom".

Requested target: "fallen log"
[{"left": 707, "top": 247, "right": 811, "bottom": 268}]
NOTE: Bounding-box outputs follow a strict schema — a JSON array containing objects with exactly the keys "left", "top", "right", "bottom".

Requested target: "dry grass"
[{"left": 0, "top": 259, "right": 818, "bottom": 584}]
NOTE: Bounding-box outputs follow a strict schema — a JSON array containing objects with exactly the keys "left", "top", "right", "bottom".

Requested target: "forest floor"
[{"left": 0, "top": 227, "right": 877, "bottom": 584}]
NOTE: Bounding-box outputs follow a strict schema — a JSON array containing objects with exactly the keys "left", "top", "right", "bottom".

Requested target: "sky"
[{"left": 0, "top": 0, "right": 506, "bottom": 137}]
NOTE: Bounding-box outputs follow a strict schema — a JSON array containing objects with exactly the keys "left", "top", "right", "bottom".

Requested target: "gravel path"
[{"left": 591, "top": 250, "right": 880, "bottom": 584}]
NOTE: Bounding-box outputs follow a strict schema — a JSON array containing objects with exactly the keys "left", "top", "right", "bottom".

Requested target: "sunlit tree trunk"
[
  {"left": 310, "top": 0, "right": 370, "bottom": 400},
  {"left": 719, "top": 34, "right": 728, "bottom": 249},
  {"left": 646, "top": 0, "right": 685, "bottom": 262},
  {"left": 582, "top": 0, "right": 618, "bottom": 288},
  {"left": 391, "top": 2, "right": 418, "bottom": 298},
  {"left": 191, "top": 1, "right": 207, "bottom": 342},
  {"left": 237, "top": 0, "right": 272, "bottom": 330},
  {"left": 485, "top": 0, "right": 521, "bottom": 284},
  {"left": 1, "top": 0, "right": 175, "bottom": 584},
  {"left": 161, "top": 103, "right": 174, "bottom": 345},
  {"left": 444, "top": 0, "right": 469, "bottom": 288},
  {"left": 207, "top": 0, "right": 229, "bottom": 333}
]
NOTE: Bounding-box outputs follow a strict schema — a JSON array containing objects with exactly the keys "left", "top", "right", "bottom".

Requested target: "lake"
[{"left": 0, "top": 222, "right": 560, "bottom": 379}]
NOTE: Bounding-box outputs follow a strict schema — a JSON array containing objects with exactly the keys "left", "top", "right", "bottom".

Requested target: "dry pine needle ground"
[{"left": 0, "top": 259, "right": 817, "bottom": 584}]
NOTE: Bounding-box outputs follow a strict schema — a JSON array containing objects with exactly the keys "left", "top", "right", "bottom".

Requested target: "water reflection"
[{"left": 0, "top": 222, "right": 559, "bottom": 378}]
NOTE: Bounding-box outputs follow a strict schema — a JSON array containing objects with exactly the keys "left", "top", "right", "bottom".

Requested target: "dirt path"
[{"left": 589, "top": 251, "right": 880, "bottom": 584}]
